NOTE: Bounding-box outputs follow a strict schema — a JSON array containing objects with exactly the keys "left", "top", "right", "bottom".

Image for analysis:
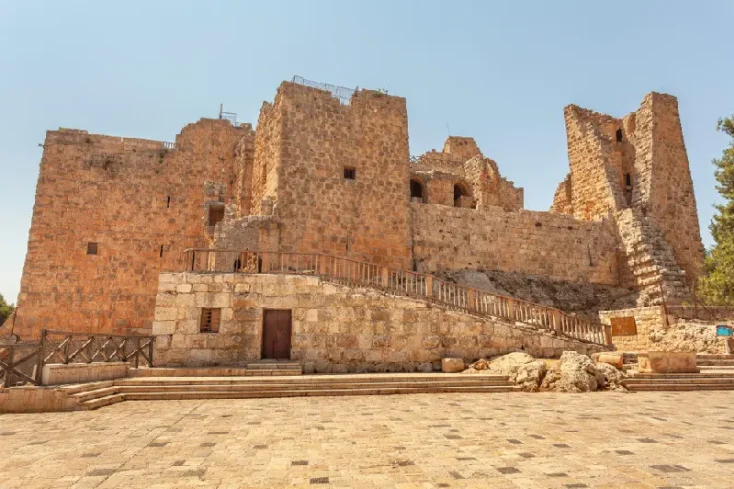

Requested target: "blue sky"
[{"left": 1, "top": 1, "right": 732, "bottom": 303}]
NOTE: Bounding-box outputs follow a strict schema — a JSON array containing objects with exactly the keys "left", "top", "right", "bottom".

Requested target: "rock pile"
[{"left": 464, "top": 351, "right": 626, "bottom": 392}]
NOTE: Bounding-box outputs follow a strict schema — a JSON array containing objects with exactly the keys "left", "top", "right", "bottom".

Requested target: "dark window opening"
[
  {"left": 453, "top": 182, "right": 472, "bottom": 208},
  {"left": 159, "top": 245, "right": 164, "bottom": 258},
  {"left": 200, "top": 308, "right": 221, "bottom": 333},
  {"left": 208, "top": 204, "right": 225, "bottom": 227},
  {"left": 625, "top": 172, "right": 632, "bottom": 187},
  {"left": 616, "top": 128, "right": 623, "bottom": 142},
  {"left": 410, "top": 179, "right": 424, "bottom": 202},
  {"left": 343, "top": 167, "right": 356, "bottom": 180},
  {"left": 624, "top": 172, "right": 633, "bottom": 206},
  {"left": 87, "top": 242, "right": 98, "bottom": 255},
  {"left": 166, "top": 196, "right": 171, "bottom": 208}
]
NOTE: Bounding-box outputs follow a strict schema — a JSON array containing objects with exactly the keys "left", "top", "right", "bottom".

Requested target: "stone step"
[
  {"left": 79, "top": 393, "right": 125, "bottom": 410},
  {"left": 114, "top": 380, "right": 514, "bottom": 394},
  {"left": 624, "top": 383, "right": 734, "bottom": 392},
  {"left": 629, "top": 372, "right": 734, "bottom": 379},
  {"left": 70, "top": 386, "right": 120, "bottom": 402},
  {"left": 57, "top": 380, "right": 114, "bottom": 395},
  {"left": 128, "top": 367, "right": 251, "bottom": 377},
  {"left": 115, "top": 374, "right": 511, "bottom": 386},
  {"left": 696, "top": 357, "right": 734, "bottom": 367},
  {"left": 624, "top": 377, "right": 734, "bottom": 385},
  {"left": 242, "top": 369, "right": 302, "bottom": 376},
  {"left": 246, "top": 362, "right": 302, "bottom": 370},
  {"left": 697, "top": 354, "right": 734, "bottom": 360},
  {"left": 121, "top": 385, "right": 519, "bottom": 401}
]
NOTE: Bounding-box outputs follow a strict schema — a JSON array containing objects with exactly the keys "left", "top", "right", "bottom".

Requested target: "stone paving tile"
[{"left": 1, "top": 392, "right": 734, "bottom": 488}]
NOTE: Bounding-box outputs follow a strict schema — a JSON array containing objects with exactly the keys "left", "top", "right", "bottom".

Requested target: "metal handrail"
[{"left": 182, "top": 249, "right": 611, "bottom": 347}]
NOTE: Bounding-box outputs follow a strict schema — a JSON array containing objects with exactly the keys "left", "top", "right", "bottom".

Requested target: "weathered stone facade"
[
  {"left": 553, "top": 93, "right": 705, "bottom": 304},
  {"left": 153, "top": 273, "right": 605, "bottom": 370},
  {"left": 8, "top": 78, "right": 705, "bottom": 344}
]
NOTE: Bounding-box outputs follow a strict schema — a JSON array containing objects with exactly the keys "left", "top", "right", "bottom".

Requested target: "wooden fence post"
[
  {"left": 425, "top": 276, "right": 433, "bottom": 298},
  {"left": 3, "top": 346, "right": 13, "bottom": 388},
  {"left": 148, "top": 338, "right": 154, "bottom": 367},
  {"left": 35, "top": 329, "right": 47, "bottom": 385}
]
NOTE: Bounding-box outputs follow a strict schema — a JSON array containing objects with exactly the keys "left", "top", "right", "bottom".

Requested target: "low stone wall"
[
  {"left": 411, "top": 203, "right": 619, "bottom": 285},
  {"left": 153, "top": 273, "right": 605, "bottom": 372},
  {"left": 41, "top": 362, "right": 129, "bottom": 386},
  {"left": 0, "top": 386, "right": 79, "bottom": 413},
  {"left": 600, "top": 306, "right": 729, "bottom": 353}
]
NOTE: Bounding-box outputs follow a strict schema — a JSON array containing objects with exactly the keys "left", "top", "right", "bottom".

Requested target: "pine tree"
[
  {"left": 699, "top": 116, "right": 734, "bottom": 304},
  {"left": 0, "top": 293, "right": 13, "bottom": 324}
]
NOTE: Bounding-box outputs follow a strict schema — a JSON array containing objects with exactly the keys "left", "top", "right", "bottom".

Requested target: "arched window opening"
[
  {"left": 410, "top": 179, "right": 425, "bottom": 203},
  {"left": 453, "top": 182, "right": 473, "bottom": 208},
  {"left": 616, "top": 128, "right": 623, "bottom": 142}
]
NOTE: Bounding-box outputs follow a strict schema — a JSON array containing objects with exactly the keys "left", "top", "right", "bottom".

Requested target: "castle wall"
[
  {"left": 267, "top": 82, "right": 412, "bottom": 269},
  {"left": 14, "top": 120, "right": 248, "bottom": 339},
  {"left": 411, "top": 203, "right": 619, "bottom": 285},
  {"left": 152, "top": 273, "right": 605, "bottom": 371},
  {"left": 642, "top": 94, "right": 705, "bottom": 285}
]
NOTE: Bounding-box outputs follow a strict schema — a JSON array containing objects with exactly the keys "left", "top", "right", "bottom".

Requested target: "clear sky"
[{"left": 1, "top": 1, "right": 732, "bottom": 304}]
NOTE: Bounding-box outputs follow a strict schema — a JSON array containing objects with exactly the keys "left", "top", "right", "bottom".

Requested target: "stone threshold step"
[
  {"left": 697, "top": 361, "right": 734, "bottom": 366},
  {"left": 113, "top": 381, "right": 515, "bottom": 393},
  {"left": 58, "top": 381, "right": 114, "bottom": 394},
  {"left": 71, "top": 386, "right": 121, "bottom": 402},
  {"left": 625, "top": 384, "right": 734, "bottom": 392},
  {"left": 121, "top": 385, "right": 520, "bottom": 400},
  {"left": 696, "top": 355, "right": 734, "bottom": 359}
]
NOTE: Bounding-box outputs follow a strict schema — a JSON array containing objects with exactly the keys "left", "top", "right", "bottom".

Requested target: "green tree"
[
  {"left": 699, "top": 116, "right": 734, "bottom": 305},
  {"left": 0, "top": 293, "right": 14, "bottom": 324}
]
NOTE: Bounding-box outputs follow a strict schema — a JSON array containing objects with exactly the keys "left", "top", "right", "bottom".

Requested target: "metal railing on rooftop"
[{"left": 292, "top": 75, "right": 356, "bottom": 105}]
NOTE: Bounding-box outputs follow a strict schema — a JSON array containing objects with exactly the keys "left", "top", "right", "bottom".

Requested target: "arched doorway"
[{"left": 410, "top": 179, "right": 425, "bottom": 203}]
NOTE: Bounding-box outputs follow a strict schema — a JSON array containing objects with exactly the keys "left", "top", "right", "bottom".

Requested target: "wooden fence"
[
  {"left": 183, "top": 249, "right": 611, "bottom": 348},
  {"left": 0, "top": 330, "right": 154, "bottom": 388}
]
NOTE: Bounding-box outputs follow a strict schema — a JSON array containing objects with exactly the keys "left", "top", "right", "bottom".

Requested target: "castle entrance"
[{"left": 261, "top": 309, "right": 292, "bottom": 360}]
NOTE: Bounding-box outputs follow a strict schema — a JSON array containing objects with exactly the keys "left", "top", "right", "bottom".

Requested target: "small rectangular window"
[
  {"left": 208, "top": 204, "right": 225, "bottom": 227},
  {"left": 87, "top": 242, "right": 98, "bottom": 255},
  {"left": 343, "top": 167, "right": 356, "bottom": 180},
  {"left": 200, "top": 308, "right": 221, "bottom": 333}
]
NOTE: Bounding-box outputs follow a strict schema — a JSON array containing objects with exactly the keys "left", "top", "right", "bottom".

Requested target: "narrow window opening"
[
  {"left": 159, "top": 245, "right": 164, "bottom": 258},
  {"left": 166, "top": 196, "right": 171, "bottom": 208},
  {"left": 625, "top": 172, "right": 632, "bottom": 187},
  {"left": 616, "top": 128, "right": 623, "bottom": 142},
  {"left": 343, "top": 167, "right": 356, "bottom": 180},
  {"left": 410, "top": 179, "right": 424, "bottom": 202},
  {"left": 208, "top": 204, "right": 225, "bottom": 227},
  {"left": 200, "top": 308, "right": 221, "bottom": 333},
  {"left": 87, "top": 242, "right": 98, "bottom": 255},
  {"left": 624, "top": 172, "right": 633, "bottom": 206}
]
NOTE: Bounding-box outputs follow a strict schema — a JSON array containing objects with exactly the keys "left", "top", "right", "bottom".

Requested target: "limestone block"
[
  {"left": 638, "top": 351, "right": 699, "bottom": 373},
  {"left": 176, "top": 284, "right": 193, "bottom": 293},
  {"left": 441, "top": 357, "right": 465, "bottom": 373},
  {"left": 592, "top": 352, "right": 624, "bottom": 369},
  {"left": 154, "top": 307, "right": 177, "bottom": 322},
  {"left": 152, "top": 320, "right": 176, "bottom": 335}
]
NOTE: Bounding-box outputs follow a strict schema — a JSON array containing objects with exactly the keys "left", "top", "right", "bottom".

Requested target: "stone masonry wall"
[
  {"left": 14, "top": 120, "right": 248, "bottom": 339},
  {"left": 411, "top": 203, "right": 619, "bottom": 285},
  {"left": 600, "top": 306, "right": 729, "bottom": 354},
  {"left": 153, "top": 273, "right": 605, "bottom": 372},
  {"left": 266, "top": 82, "right": 412, "bottom": 269}
]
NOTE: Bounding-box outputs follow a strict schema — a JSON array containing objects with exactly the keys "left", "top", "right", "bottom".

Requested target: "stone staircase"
[
  {"left": 616, "top": 209, "right": 690, "bottom": 306},
  {"left": 696, "top": 354, "right": 734, "bottom": 373},
  {"left": 622, "top": 372, "right": 734, "bottom": 392},
  {"left": 58, "top": 373, "right": 517, "bottom": 410}
]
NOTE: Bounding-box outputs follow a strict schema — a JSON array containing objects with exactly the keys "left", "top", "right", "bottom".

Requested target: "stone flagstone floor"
[{"left": 1, "top": 392, "right": 733, "bottom": 488}]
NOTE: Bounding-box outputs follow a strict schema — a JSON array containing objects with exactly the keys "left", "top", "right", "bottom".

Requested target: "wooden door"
[{"left": 262, "top": 310, "right": 292, "bottom": 360}]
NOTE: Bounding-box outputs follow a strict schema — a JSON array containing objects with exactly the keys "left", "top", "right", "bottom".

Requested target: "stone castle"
[{"left": 6, "top": 77, "right": 704, "bottom": 345}]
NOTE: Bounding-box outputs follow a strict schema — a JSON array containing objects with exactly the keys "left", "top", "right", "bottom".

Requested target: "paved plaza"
[{"left": 1, "top": 392, "right": 733, "bottom": 488}]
